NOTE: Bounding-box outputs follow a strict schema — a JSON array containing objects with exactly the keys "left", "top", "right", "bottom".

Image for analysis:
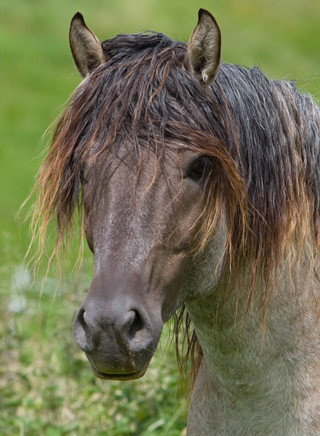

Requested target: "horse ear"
[
  {"left": 69, "top": 12, "right": 107, "bottom": 78},
  {"left": 185, "top": 9, "right": 221, "bottom": 86}
]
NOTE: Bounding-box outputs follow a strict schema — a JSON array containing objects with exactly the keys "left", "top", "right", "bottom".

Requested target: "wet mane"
[{"left": 30, "top": 31, "right": 320, "bottom": 381}]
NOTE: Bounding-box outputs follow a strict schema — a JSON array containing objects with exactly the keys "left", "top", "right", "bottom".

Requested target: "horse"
[{"left": 31, "top": 9, "right": 320, "bottom": 435}]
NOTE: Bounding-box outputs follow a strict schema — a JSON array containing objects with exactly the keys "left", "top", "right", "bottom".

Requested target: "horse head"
[{"left": 69, "top": 10, "right": 242, "bottom": 379}]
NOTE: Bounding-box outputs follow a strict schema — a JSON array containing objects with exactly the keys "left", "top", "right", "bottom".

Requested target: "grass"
[
  {"left": 1, "top": 266, "right": 188, "bottom": 435},
  {"left": 0, "top": 0, "right": 319, "bottom": 434}
]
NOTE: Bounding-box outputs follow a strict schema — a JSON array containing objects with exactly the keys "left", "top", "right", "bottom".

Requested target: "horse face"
[
  {"left": 73, "top": 148, "right": 227, "bottom": 379},
  {"left": 69, "top": 9, "right": 227, "bottom": 380}
]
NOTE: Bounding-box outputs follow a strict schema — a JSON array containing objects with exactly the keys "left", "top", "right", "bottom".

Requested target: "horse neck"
[{"left": 185, "top": 250, "right": 320, "bottom": 436}]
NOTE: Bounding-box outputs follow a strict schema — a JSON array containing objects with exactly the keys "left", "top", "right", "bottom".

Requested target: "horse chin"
[{"left": 91, "top": 364, "right": 148, "bottom": 381}]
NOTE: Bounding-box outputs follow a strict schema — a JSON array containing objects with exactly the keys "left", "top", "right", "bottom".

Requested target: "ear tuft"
[
  {"left": 69, "top": 12, "right": 107, "bottom": 78},
  {"left": 185, "top": 9, "right": 221, "bottom": 86}
]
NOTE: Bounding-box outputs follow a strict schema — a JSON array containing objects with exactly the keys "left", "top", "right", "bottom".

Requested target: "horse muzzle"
[{"left": 73, "top": 284, "right": 163, "bottom": 380}]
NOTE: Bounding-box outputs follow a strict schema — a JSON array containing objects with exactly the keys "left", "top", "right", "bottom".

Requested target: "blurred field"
[{"left": 0, "top": 0, "right": 319, "bottom": 435}]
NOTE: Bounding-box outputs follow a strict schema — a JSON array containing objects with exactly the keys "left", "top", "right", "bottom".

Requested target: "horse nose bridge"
[{"left": 93, "top": 189, "right": 170, "bottom": 266}]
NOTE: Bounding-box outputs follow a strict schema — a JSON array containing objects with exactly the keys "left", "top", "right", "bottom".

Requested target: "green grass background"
[{"left": 1, "top": 0, "right": 319, "bottom": 435}]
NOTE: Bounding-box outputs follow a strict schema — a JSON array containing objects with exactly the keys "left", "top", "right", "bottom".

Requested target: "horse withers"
[{"left": 33, "top": 9, "right": 320, "bottom": 435}]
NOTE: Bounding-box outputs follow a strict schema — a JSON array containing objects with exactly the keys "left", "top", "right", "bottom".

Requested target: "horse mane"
[{"left": 29, "top": 31, "right": 320, "bottom": 383}]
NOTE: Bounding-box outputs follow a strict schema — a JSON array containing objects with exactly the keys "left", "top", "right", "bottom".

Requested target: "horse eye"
[{"left": 185, "top": 157, "right": 206, "bottom": 182}]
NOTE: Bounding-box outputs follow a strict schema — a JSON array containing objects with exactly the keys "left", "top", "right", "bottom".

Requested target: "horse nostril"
[
  {"left": 128, "top": 310, "right": 144, "bottom": 341},
  {"left": 122, "top": 309, "right": 152, "bottom": 350},
  {"left": 74, "top": 307, "right": 93, "bottom": 352}
]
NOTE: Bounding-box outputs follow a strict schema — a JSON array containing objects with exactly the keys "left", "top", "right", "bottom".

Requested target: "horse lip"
[{"left": 91, "top": 364, "right": 147, "bottom": 380}]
